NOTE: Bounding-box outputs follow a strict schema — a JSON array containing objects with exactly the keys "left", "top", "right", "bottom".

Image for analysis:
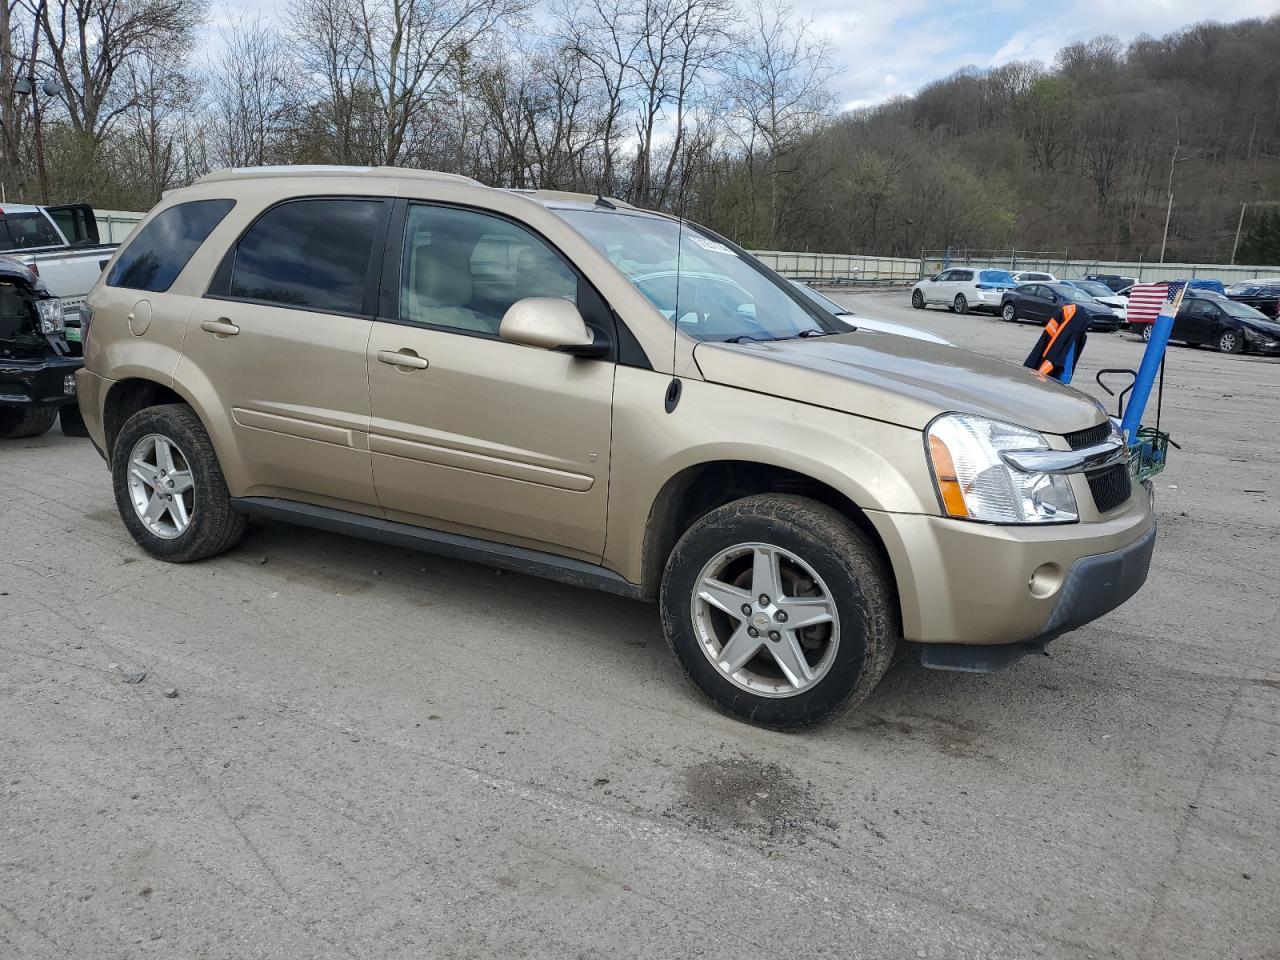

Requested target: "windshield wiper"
[
  {"left": 723, "top": 333, "right": 773, "bottom": 344},
  {"left": 795, "top": 328, "right": 830, "bottom": 338}
]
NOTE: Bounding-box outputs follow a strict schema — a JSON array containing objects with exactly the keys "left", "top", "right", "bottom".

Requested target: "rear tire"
[
  {"left": 911, "top": 289, "right": 925, "bottom": 309},
  {"left": 1218, "top": 329, "right": 1244, "bottom": 354},
  {"left": 1001, "top": 303, "right": 1017, "bottom": 323},
  {"left": 111, "top": 403, "right": 245, "bottom": 563},
  {"left": 660, "top": 494, "right": 897, "bottom": 729},
  {"left": 953, "top": 294, "right": 969, "bottom": 315},
  {"left": 0, "top": 405, "right": 58, "bottom": 439}
]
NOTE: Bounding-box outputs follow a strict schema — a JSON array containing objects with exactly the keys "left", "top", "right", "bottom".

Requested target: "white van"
[{"left": 910, "top": 267, "right": 1016, "bottom": 314}]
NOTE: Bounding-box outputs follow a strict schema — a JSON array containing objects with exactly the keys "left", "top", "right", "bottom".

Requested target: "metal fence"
[
  {"left": 917, "top": 248, "right": 1280, "bottom": 285},
  {"left": 94, "top": 209, "right": 144, "bottom": 243},
  {"left": 751, "top": 250, "right": 920, "bottom": 283}
]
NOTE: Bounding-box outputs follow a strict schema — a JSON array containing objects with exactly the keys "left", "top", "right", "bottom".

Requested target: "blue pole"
[
  {"left": 1121, "top": 296, "right": 1178, "bottom": 439},
  {"left": 1059, "top": 340, "right": 1076, "bottom": 385}
]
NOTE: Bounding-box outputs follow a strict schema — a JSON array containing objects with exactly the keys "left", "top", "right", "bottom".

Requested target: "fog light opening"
[{"left": 1028, "top": 563, "right": 1064, "bottom": 599}]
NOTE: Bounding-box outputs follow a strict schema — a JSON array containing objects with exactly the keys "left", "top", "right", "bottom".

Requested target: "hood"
[
  {"left": 693, "top": 332, "right": 1105, "bottom": 435},
  {"left": 1241, "top": 317, "right": 1280, "bottom": 335},
  {"left": 1095, "top": 295, "right": 1126, "bottom": 308}
]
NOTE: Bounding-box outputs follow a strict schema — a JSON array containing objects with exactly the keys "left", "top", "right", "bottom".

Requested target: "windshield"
[
  {"left": 1071, "top": 280, "right": 1114, "bottom": 298},
  {"left": 556, "top": 209, "right": 833, "bottom": 342},
  {"left": 1219, "top": 299, "right": 1270, "bottom": 320},
  {"left": 1048, "top": 284, "right": 1096, "bottom": 304},
  {"left": 790, "top": 281, "right": 852, "bottom": 316},
  {"left": 978, "top": 270, "right": 1014, "bottom": 285}
]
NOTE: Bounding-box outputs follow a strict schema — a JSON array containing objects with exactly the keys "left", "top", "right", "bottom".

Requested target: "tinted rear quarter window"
[
  {"left": 107, "top": 199, "right": 235, "bottom": 293},
  {"left": 226, "top": 198, "right": 384, "bottom": 314}
]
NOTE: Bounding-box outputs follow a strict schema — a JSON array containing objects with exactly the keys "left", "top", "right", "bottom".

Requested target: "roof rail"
[{"left": 194, "top": 165, "right": 484, "bottom": 187}]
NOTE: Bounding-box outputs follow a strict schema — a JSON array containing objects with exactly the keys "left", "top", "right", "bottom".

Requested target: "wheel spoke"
[
  {"left": 777, "top": 596, "right": 835, "bottom": 630},
  {"left": 770, "top": 632, "right": 815, "bottom": 689},
  {"left": 697, "top": 577, "right": 750, "bottom": 618},
  {"left": 750, "top": 546, "right": 783, "bottom": 602},
  {"left": 170, "top": 493, "right": 190, "bottom": 529},
  {"left": 168, "top": 470, "right": 195, "bottom": 494},
  {"left": 717, "top": 624, "right": 765, "bottom": 675},
  {"left": 155, "top": 438, "right": 176, "bottom": 475},
  {"left": 130, "top": 459, "right": 160, "bottom": 490},
  {"left": 142, "top": 494, "right": 167, "bottom": 525}
]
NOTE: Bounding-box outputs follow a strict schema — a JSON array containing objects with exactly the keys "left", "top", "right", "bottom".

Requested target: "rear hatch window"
[{"left": 0, "top": 212, "right": 63, "bottom": 251}]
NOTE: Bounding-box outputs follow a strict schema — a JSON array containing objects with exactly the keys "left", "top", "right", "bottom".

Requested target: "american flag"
[{"left": 1126, "top": 283, "right": 1168, "bottom": 327}]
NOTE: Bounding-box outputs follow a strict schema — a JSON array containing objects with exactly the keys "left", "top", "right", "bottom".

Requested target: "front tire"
[
  {"left": 111, "top": 403, "right": 245, "bottom": 563},
  {"left": 911, "top": 289, "right": 925, "bottom": 309},
  {"left": 0, "top": 405, "right": 58, "bottom": 439},
  {"left": 660, "top": 494, "right": 897, "bottom": 729},
  {"left": 952, "top": 294, "right": 969, "bottom": 314},
  {"left": 1141, "top": 325, "right": 1152, "bottom": 343},
  {"left": 1218, "top": 329, "right": 1244, "bottom": 354},
  {"left": 1001, "top": 303, "right": 1017, "bottom": 323}
]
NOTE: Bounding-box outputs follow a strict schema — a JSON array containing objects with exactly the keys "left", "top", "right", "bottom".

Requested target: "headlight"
[
  {"left": 36, "top": 297, "right": 65, "bottom": 334},
  {"left": 1242, "top": 326, "right": 1267, "bottom": 342},
  {"left": 926, "top": 413, "right": 1078, "bottom": 523}
]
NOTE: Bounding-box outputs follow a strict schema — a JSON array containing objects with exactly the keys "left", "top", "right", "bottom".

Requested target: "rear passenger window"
[
  {"left": 107, "top": 199, "right": 234, "bottom": 293},
  {"left": 227, "top": 199, "right": 384, "bottom": 314},
  {"left": 955, "top": 270, "right": 973, "bottom": 281}
]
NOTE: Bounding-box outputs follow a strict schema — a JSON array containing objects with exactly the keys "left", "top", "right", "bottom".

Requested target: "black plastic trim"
[{"left": 231, "top": 497, "right": 646, "bottom": 601}]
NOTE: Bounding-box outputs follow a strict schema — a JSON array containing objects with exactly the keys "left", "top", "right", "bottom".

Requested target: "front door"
[
  {"left": 367, "top": 202, "right": 615, "bottom": 561},
  {"left": 178, "top": 197, "right": 390, "bottom": 509},
  {"left": 1175, "top": 299, "right": 1214, "bottom": 344}
]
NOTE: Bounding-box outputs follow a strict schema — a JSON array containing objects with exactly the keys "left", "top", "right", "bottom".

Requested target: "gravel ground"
[{"left": 2, "top": 289, "right": 1277, "bottom": 959}]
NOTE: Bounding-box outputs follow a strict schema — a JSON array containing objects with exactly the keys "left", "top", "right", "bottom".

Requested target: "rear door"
[
  {"left": 179, "top": 196, "right": 390, "bottom": 508},
  {"left": 365, "top": 201, "right": 616, "bottom": 560},
  {"left": 1022, "top": 285, "right": 1052, "bottom": 323}
]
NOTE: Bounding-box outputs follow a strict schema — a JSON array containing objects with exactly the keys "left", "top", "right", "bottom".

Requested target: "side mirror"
[{"left": 500, "top": 297, "right": 608, "bottom": 358}]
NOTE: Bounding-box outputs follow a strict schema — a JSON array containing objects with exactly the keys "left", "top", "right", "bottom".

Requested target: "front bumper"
[
  {"left": 0, "top": 355, "right": 83, "bottom": 409},
  {"left": 917, "top": 523, "right": 1156, "bottom": 672},
  {"left": 1243, "top": 334, "right": 1280, "bottom": 354},
  {"left": 866, "top": 494, "right": 1155, "bottom": 656}
]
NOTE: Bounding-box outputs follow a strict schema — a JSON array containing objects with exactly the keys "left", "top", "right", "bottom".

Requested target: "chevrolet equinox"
[{"left": 76, "top": 166, "right": 1156, "bottom": 728}]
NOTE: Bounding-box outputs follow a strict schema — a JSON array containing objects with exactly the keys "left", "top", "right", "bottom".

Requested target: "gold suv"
[{"left": 77, "top": 166, "right": 1155, "bottom": 728}]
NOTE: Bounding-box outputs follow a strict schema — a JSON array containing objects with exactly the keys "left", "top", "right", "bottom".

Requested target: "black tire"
[
  {"left": 111, "top": 403, "right": 245, "bottom": 563},
  {"left": 911, "top": 289, "right": 925, "bottom": 310},
  {"left": 0, "top": 405, "right": 58, "bottom": 439},
  {"left": 1001, "top": 303, "right": 1017, "bottom": 323},
  {"left": 660, "top": 494, "right": 897, "bottom": 729},
  {"left": 952, "top": 294, "right": 969, "bottom": 315},
  {"left": 59, "top": 403, "right": 89, "bottom": 437},
  {"left": 1141, "top": 324, "right": 1152, "bottom": 343},
  {"left": 1218, "top": 328, "right": 1244, "bottom": 354}
]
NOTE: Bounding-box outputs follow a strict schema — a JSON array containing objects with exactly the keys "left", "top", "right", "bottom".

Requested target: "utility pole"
[
  {"left": 1231, "top": 202, "right": 1248, "bottom": 264},
  {"left": 1159, "top": 140, "right": 1188, "bottom": 265}
]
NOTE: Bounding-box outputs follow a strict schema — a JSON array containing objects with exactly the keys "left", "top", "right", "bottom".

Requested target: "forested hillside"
[{"left": 2, "top": 2, "right": 1278, "bottom": 264}]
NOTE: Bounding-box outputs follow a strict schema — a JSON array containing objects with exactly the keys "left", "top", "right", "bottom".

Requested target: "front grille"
[
  {"left": 1064, "top": 421, "right": 1110, "bottom": 449},
  {"left": 1087, "top": 463, "right": 1132, "bottom": 513}
]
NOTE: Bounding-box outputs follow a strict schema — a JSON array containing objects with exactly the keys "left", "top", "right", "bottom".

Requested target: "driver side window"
[{"left": 400, "top": 204, "right": 577, "bottom": 335}]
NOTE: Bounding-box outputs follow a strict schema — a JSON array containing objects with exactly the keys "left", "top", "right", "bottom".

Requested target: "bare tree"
[
  {"left": 27, "top": 0, "right": 203, "bottom": 145},
  {"left": 207, "top": 14, "right": 297, "bottom": 168},
  {"left": 722, "top": 0, "right": 834, "bottom": 243}
]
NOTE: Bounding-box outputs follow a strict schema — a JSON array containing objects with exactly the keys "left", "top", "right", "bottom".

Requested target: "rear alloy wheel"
[
  {"left": 0, "top": 405, "right": 58, "bottom": 439},
  {"left": 1002, "top": 303, "right": 1017, "bottom": 323},
  {"left": 952, "top": 294, "right": 969, "bottom": 314},
  {"left": 911, "top": 289, "right": 925, "bottom": 309},
  {"left": 1218, "top": 329, "right": 1244, "bottom": 354},
  {"left": 112, "top": 403, "right": 245, "bottom": 562},
  {"left": 660, "top": 494, "right": 897, "bottom": 729}
]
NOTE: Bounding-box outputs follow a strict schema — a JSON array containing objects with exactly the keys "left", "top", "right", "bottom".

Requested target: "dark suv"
[{"left": 1225, "top": 279, "right": 1280, "bottom": 320}]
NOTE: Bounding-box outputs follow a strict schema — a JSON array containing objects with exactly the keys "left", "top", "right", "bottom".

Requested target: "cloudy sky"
[{"left": 213, "top": 0, "right": 1278, "bottom": 111}]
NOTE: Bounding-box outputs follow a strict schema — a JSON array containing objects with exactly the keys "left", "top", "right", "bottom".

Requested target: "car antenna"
[{"left": 594, "top": 193, "right": 616, "bottom": 210}]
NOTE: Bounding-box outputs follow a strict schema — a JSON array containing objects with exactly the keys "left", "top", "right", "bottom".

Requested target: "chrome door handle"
[
  {"left": 200, "top": 319, "right": 240, "bottom": 336},
  {"left": 377, "top": 349, "right": 429, "bottom": 370}
]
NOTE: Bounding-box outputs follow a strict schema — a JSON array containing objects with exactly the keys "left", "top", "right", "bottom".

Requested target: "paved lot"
[{"left": 2, "top": 290, "right": 1278, "bottom": 959}]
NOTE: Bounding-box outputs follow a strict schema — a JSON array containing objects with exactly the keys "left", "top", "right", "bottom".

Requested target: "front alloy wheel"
[
  {"left": 660, "top": 494, "right": 897, "bottom": 728},
  {"left": 1141, "top": 324, "right": 1152, "bottom": 343},
  {"left": 692, "top": 543, "right": 839, "bottom": 696},
  {"left": 1218, "top": 329, "right": 1244, "bottom": 354},
  {"left": 911, "top": 289, "right": 925, "bottom": 309}
]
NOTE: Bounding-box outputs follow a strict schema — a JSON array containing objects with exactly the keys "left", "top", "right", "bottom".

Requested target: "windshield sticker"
[{"left": 687, "top": 236, "right": 734, "bottom": 256}]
